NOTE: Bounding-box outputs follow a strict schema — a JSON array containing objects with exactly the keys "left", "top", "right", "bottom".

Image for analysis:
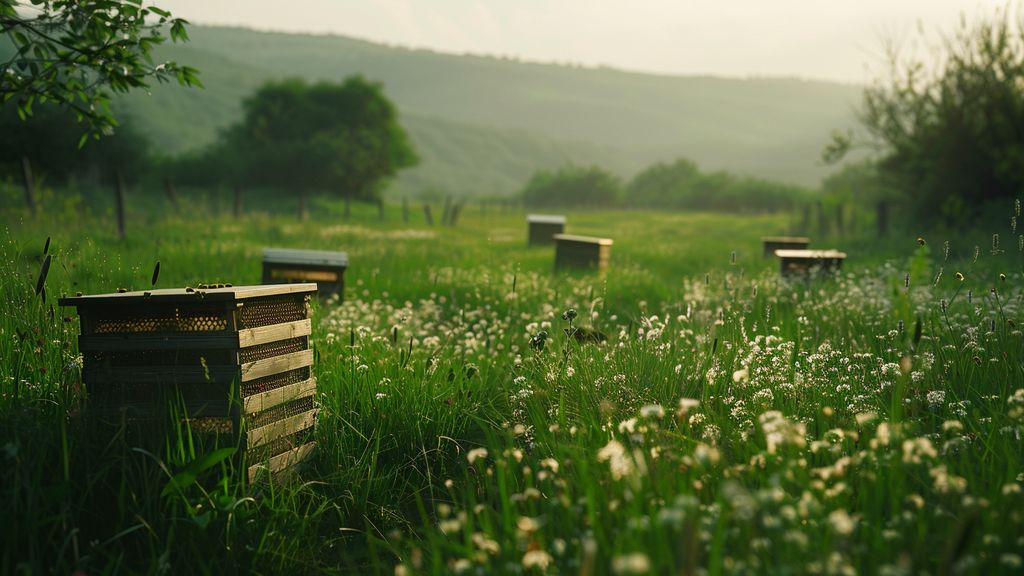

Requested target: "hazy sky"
[{"left": 159, "top": 0, "right": 1005, "bottom": 83}]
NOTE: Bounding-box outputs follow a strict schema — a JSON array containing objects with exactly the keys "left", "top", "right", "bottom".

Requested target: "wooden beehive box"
[
  {"left": 58, "top": 284, "right": 319, "bottom": 482},
  {"left": 262, "top": 248, "right": 348, "bottom": 300},
  {"left": 554, "top": 234, "right": 613, "bottom": 272},
  {"left": 527, "top": 214, "right": 567, "bottom": 246},
  {"left": 775, "top": 249, "right": 847, "bottom": 277},
  {"left": 762, "top": 236, "right": 810, "bottom": 257}
]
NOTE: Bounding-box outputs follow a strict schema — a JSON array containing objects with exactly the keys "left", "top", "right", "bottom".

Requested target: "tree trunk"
[
  {"left": 233, "top": 186, "right": 242, "bottom": 219},
  {"left": 423, "top": 203, "right": 433, "bottom": 226},
  {"left": 441, "top": 196, "right": 452, "bottom": 226},
  {"left": 877, "top": 200, "right": 890, "bottom": 237},
  {"left": 816, "top": 201, "right": 827, "bottom": 238},
  {"left": 21, "top": 156, "right": 35, "bottom": 215},
  {"left": 115, "top": 172, "right": 127, "bottom": 240},
  {"left": 450, "top": 202, "right": 462, "bottom": 227},
  {"left": 163, "top": 177, "right": 180, "bottom": 213},
  {"left": 835, "top": 204, "right": 845, "bottom": 237}
]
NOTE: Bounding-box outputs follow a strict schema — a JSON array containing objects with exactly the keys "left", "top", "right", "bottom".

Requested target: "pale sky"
[{"left": 158, "top": 0, "right": 1007, "bottom": 84}]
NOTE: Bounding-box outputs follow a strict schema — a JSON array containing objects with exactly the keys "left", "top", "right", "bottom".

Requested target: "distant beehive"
[
  {"left": 527, "top": 214, "right": 567, "bottom": 246},
  {"left": 58, "top": 284, "right": 319, "bottom": 482},
  {"left": 775, "top": 249, "right": 847, "bottom": 277},
  {"left": 762, "top": 236, "right": 810, "bottom": 257},
  {"left": 554, "top": 234, "right": 613, "bottom": 272},
  {"left": 262, "top": 248, "right": 348, "bottom": 300}
]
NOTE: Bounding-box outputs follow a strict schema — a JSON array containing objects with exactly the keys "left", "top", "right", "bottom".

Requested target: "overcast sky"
[{"left": 158, "top": 0, "right": 1006, "bottom": 83}]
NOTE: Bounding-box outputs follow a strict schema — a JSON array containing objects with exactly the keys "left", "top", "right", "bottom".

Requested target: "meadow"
[{"left": 1, "top": 189, "right": 1022, "bottom": 575}]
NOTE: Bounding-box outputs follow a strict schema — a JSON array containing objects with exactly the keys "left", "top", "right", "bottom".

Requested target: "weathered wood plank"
[
  {"left": 240, "top": 349, "right": 313, "bottom": 382},
  {"left": 247, "top": 410, "right": 316, "bottom": 448},
  {"left": 243, "top": 378, "right": 317, "bottom": 414},
  {"left": 247, "top": 442, "right": 316, "bottom": 483},
  {"left": 237, "top": 319, "right": 311, "bottom": 348},
  {"left": 79, "top": 333, "right": 238, "bottom": 351},
  {"left": 84, "top": 365, "right": 239, "bottom": 385},
  {"left": 59, "top": 284, "right": 317, "bottom": 306}
]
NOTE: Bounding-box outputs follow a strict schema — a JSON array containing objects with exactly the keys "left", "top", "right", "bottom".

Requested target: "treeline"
[
  {"left": 521, "top": 160, "right": 809, "bottom": 212},
  {"left": 0, "top": 104, "right": 151, "bottom": 189},
  {"left": 1, "top": 75, "right": 416, "bottom": 218}
]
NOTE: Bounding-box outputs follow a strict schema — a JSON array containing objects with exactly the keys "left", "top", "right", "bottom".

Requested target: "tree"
[
  {"left": 625, "top": 158, "right": 700, "bottom": 208},
  {"left": 1, "top": 0, "right": 200, "bottom": 144},
  {"left": 520, "top": 165, "right": 621, "bottom": 208},
  {"left": 0, "top": 101, "right": 150, "bottom": 184},
  {"left": 224, "top": 76, "right": 417, "bottom": 217},
  {"left": 830, "top": 8, "right": 1024, "bottom": 222}
]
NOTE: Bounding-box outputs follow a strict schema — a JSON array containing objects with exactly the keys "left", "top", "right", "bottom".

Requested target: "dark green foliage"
[
  {"left": 214, "top": 77, "right": 417, "bottom": 202},
  {"left": 520, "top": 165, "right": 621, "bottom": 208},
  {"left": 858, "top": 8, "right": 1024, "bottom": 222},
  {"left": 626, "top": 158, "right": 809, "bottom": 212},
  {"left": 0, "top": 102, "right": 151, "bottom": 185},
  {"left": 0, "top": 0, "right": 199, "bottom": 143}
]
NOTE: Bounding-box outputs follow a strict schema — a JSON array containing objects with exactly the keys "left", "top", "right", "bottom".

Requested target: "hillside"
[{"left": 32, "top": 25, "right": 867, "bottom": 195}]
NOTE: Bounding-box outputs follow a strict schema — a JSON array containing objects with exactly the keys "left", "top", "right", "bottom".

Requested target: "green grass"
[{"left": 1, "top": 187, "right": 1022, "bottom": 574}]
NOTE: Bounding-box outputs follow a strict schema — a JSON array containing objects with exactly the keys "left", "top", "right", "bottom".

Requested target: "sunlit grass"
[{"left": 1, "top": 192, "right": 1022, "bottom": 574}]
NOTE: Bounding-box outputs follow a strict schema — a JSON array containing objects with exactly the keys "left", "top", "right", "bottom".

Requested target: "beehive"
[
  {"left": 554, "top": 234, "right": 613, "bottom": 272},
  {"left": 58, "top": 284, "right": 319, "bottom": 482},
  {"left": 775, "top": 249, "right": 847, "bottom": 277},
  {"left": 262, "top": 248, "right": 348, "bottom": 300},
  {"left": 762, "top": 236, "right": 810, "bottom": 257},
  {"left": 527, "top": 214, "right": 567, "bottom": 246}
]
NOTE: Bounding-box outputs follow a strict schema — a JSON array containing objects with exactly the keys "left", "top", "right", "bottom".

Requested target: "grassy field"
[{"left": 1, "top": 190, "right": 1022, "bottom": 574}]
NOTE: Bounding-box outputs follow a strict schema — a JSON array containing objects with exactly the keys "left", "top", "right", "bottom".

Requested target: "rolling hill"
[{"left": 69, "top": 26, "right": 869, "bottom": 196}]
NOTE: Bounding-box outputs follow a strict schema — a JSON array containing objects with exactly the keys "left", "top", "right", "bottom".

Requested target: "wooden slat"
[
  {"left": 79, "top": 332, "right": 239, "bottom": 351},
  {"left": 79, "top": 319, "right": 312, "bottom": 351},
  {"left": 247, "top": 442, "right": 316, "bottom": 483},
  {"left": 240, "top": 349, "right": 313, "bottom": 382},
  {"left": 269, "top": 269, "right": 339, "bottom": 282},
  {"left": 243, "top": 378, "right": 317, "bottom": 414},
  {"left": 84, "top": 365, "right": 239, "bottom": 385},
  {"left": 237, "top": 319, "right": 311, "bottom": 348},
  {"left": 59, "top": 283, "right": 317, "bottom": 306},
  {"left": 247, "top": 410, "right": 316, "bottom": 448}
]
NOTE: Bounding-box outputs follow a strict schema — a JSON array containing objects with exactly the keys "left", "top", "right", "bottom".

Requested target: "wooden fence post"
[
  {"left": 115, "top": 172, "right": 127, "bottom": 240},
  {"left": 423, "top": 203, "right": 434, "bottom": 226},
  {"left": 21, "top": 156, "right": 35, "bottom": 215},
  {"left": 164, "top": 177, "right": 181, "bottom": 213}
]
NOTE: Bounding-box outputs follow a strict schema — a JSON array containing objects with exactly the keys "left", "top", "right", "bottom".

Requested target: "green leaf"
[{"left": 160, "top": 447, "right": 237, "bottom": 498}]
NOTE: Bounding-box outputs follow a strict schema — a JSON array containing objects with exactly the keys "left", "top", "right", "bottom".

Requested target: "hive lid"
[
  {"left": 58, "top": 283, "right": 318, "bottom": 307},
  {"left": 527, "top": 214, "right": 567, "bottom": 224},
  {"left": 774, "top": 249, "right": 846, "bottom": 258},
  {"left": 262, "top": 248, "right": 349, "bottom": 266},
  {"left": 762, "top": 236, "right": 810, "bottom": 243},
  {"left": 553, "top": 233, "right": 613, "bottom": 245}
]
